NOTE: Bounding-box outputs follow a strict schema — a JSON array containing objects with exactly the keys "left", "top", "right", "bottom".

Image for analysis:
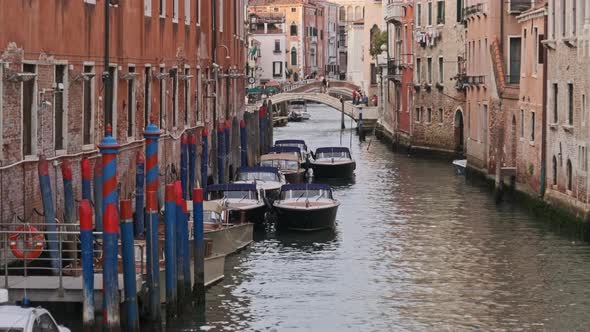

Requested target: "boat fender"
[{"left": 9, "top": 225, "right": 45, "bottom": 260}]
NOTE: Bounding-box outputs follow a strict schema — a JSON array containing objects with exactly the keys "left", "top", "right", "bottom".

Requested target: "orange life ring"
[{"left": 9, "top": 225, "right": 45, "bottom": 260}]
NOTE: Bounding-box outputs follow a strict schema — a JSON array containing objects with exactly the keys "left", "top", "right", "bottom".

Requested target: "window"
[
  {"left": 32, "top": 313, "right": 59, "bottom": 332},
  {"left": 437, "top": 0, "right": 445, "bottom": 24},
  {"left": 22, "top": 64, "right": 36, "bottom": 157},
  {"left": 291, "top": 47, "right": 297, "bottom": 65},
  {"left": 415, "top": 108, "right": 421, "bottom": 122},
  {"left": 572, "top": 0, "right": 576, "bottom": 36},
  {"left": 173, "top": 0, "right": 178, "bottom": 21},
  {"left": 568, "top": 83, "right": 573, "bottom": 125},
  {"left": 292, "top": 7, "right": 296, "bottom": 12},
  {"left": 533, "top": 28, "right": 539, "bottom": 75},
  {"left": 171, "top": 68, "right": 178, "bottom": 127},
  {"left": 145, "top": 0, "right": 152, "bottom": 16},
  {"left": 340, "top": 6, "right": 346, "bottom": 20},
  {"left": 438, "top": 57, "right": 444, "bottom": 83},
  {"left": 456, "top": 0, "right": 464, "bottom": 22},
  {"left": 219, "top": 0, "right": 224, "bottom": 32},
  {"left": 416, "top": 3, "right": 422, "bottom": 26},
  {"left": 427, "top": 57, "right": 432, "bottom": 84},
  {"left": 54, "top": 65, "right": 66, "bottom": 150},
  {"left": 562, "top": 0, "right": 566, "bottom": 36},
  {"left": 159, "top": 0, "right": 165, "bottom": 17},
  {"left": 197, "top": 67, "right": 202, "bottom": 123},
  {"left": 196, "top": 0, "right": 201, "bottom": 25},
  {"left": 566, "top": 159, "right": 572, "bottom": 191},
  {"left": 427, "top": 1, "right": 433, "bottom": 26},
  {"left": 274, "top": 40, "right": 281, "bottom": 53},
  {"left": 583, "top": 94, "right": 588, "bottom": 126},
  {"left": 144, "top": 67, "right": 151, "bottom": 126},
  {"left": 520, "top": 109, "right": 525, "bottom": 137},
  {"left": 508, "top": 37, "right": 521, "bottom": 84},
  {"left": 530, "top": 112, "right": 535, "bottom": 141},
  {"left": 105, "top": 66, "right": 116, "bottom": 132},
  {"left": 427, "top": 108, "right": 432, "bottom": 123},
  {"left": 439, "top": 108, "right": 444, "bottom": 123},
  {"left": 185, "top": 0, "right": 190, "bottom": 24},
  {"left": 552, "top": 156, "right": 557, "bottom": 185},
  {"left": 370, "top": 64, "right": 377, "bottom": 85},
  {"left": 290, "top": 23, "right": 297, "bottom": 36},
  {"left": 127, "top": 66, "right": 136, "bottom": 138},
  {"left": 273, "top": 62, "right": 283, "bottom": 77},
  {"left": 159, "top": 67, "right": 166, "bottom": 127},
  {"left": 416, "top": 58, "right": 421, "bottom": 82},
  {"left": 184, "top": 68, "right": 190, "bottom": 126},
  {"left": 553, "top": 83, "right": 558, "bottom": 123},
  {"left": 83, "top": 65, "right": 93, "bottom": 145}
]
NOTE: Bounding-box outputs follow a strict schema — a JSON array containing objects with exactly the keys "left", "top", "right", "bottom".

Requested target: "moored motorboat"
[
  {"left": 269, "top": 145, "right": 307, "bottom": 166},
  {"left": 260, "top": 153, "right": 306, "bottom": 184},
  {"left": 204, "top": 183, "right": 267, "bottom": 226},
  {"left": 233, "top": 166, "right": 286, "bottom": 201},
  {"left": 288, "top": 110, "right": 303, "bottom": 122},
  {"left": 310, "top": 147, "right": 356, "bottom": 178},
  {"left": 274, "top": 139, "right": 310, "bottom": 161},
  {"left": 274, "top": 183, "right": 339, "bottom": 232}
]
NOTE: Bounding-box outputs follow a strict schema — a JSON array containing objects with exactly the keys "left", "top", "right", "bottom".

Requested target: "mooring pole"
[
  {"left": 164, "top": 184, "right": 178, "bottom": 320},
  {"left": 189, "top": 134, "right": 197, "bottom": 199},
  {"left": 38, "top": 156, "right": 59, "bottom": 273},
  {"left": 81, "top": 158, "right": 92, "bottom": 201},
  {"left": 120, "top": 200, "right": 139, "bottom": 331},
  {"left": 174, "top": 181, "right": 186, "bottom": 309},
  {"left": 225, "top": 120, "right": 231, "bottom": 182},
  {"left": 181, "top": 133, "right": 189, "bottom": 200},
  {"left": 192, "top": 188, "right": 205, "bottom": 306},
  {"left": 61, "top": 159, "right": 74, "bottom": 227},
  {"left": 217, "top": 123, "right": 225, "bottom": 184},
  {"left": 103, "top": 203, "right": 120, "bottom": 331},
  {"left": 135, "top": 152, "right": 145, "bottom": 237},
  {"left": 259, "top": 105, "right": 266, "bottom": 155},
  {"left": 145, "top": 191, "right": 161, "bottom": 322},
  {"left": 79, "top": 200, "right": 95, "bottom": 329},
  {"left": 144, "top": 117, "right": 161, "bottom": 200},
  {"left": 181, "top": 191, "right": 191, "bottom": 301},
  {"left": 201, "top": 128, "right": 209, "bottom": 190},
  {"left": 240, "top": 119, "right": 248, "bottom": 167},
  {"left": 93, "top": 159, "right": 103, "bottom": 232},
  {"left": 340, "top": 97, "right": 345, "bottom": 130},
  {"left": 99, "top": 124, "right": 120, "bottom": 221},
  {"left": 358, "top": 108, "right": 365, "bottom": 142}
]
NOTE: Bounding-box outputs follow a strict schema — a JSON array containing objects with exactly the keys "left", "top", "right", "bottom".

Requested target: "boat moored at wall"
[
  {"left": 274, "top": 183, "right": 339, "bottom": 232},
  {"left": 233, "top": 167, "right": 286, "bottom": 201},
  {"left": 205, "top": 183, "right": 267, "bottom": 226},
  {"left": 260, "top": 153, "right": 307, "bottom": 184},
  {"left": 310, "top": 147, "right": 356, "bottom": 179}
]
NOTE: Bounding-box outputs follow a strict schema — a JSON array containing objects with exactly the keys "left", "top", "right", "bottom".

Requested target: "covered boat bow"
[
  {"left": 274, "top": 183, "right": 339, "bottom": 231},
  {"left": 310, "top": 147, "right": 356, "bottom": 178}
]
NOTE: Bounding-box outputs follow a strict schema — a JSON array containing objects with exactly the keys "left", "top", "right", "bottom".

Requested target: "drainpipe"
[{"left": 540, "top": 12, "right": 548, "bottom": 198}]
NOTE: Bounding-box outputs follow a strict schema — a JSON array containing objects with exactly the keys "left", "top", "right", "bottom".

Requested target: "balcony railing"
[
  {"left": 466, "top": 75, "right": 486, "bottom": 85},
  {"left": 463, "top": 3, "right": 485, "bottom": 18},
  {"left": 386, "top": 59, "right": 403, "bottom": 82},
  {"left": 385, "top": 1, "right": 404, "bottom": 23},
  {"left": 508, "top": 0, "right": 532, "bottom": 14}
]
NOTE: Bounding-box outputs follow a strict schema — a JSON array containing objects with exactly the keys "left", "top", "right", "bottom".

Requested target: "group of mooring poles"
[{"left": 77, "top": 120, "right": 208, "bottom": 331}]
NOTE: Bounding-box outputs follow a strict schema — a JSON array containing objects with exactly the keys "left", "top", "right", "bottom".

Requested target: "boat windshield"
[
  {"left": 280, "top": 189, "right": 332, "bottom": 200},
  {"left": 261, "top": 159, "right": 299, "bottom": 170},
  {"left": 316, "top": 151, "right": 351, "bottom": 159},
  {"left": 204, "top": 211, "right": 223, "bottom": 224},
  {"left": 207, "top": 190, "right": 256, "bottom": 200},
  {"left": 277, "top": 143, "right": 306, "bottom": 152},
  {"left": 0, "top": 329, "right": 24, "bottom": 332},
  {"left": 237, "top": 172, "right": 279, "bottom": 182}
]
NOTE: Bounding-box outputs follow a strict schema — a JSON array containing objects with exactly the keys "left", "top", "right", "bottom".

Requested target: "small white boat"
[
  {"left": 301, "top": 109, "right": 311, "bottom": 120},
  {"left": 233, "top": 167, "right": 286, "bottom": 201},
  {"left": 0, "top": 289, "right": 71, "bottom": 332},
  {"left": 452, "top": 159, "right": 467, "bottom": 175},
  {"left": 205, "top": 183, "right": 267, "bottom": 226}
]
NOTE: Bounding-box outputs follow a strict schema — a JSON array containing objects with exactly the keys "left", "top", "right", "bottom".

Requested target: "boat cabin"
[
  {"left": 314, "top": 147, "right": 353, "bottom": 160},
  {"left": 235, "top": 167, "right": 283, "bottom": 183},
  {"left": 279, "top": 183, "right": 334, "bottom": 201},
  {"left": 261, "top": 153, "right": 301, "bottom": 171},
  {"left": 275, "top": 139, "right": 308, "bottom": 154},
  {"left": 205, "top": 183, "right": 261, "bottom": 201}
]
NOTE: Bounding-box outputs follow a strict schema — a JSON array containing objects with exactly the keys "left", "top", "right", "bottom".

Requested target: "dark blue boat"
[{"left": 310, "top": 147, "right": 356, "bottom": 179}]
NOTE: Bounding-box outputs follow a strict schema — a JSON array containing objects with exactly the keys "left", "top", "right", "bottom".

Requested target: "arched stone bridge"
[
  {"left": 283, "top": 80, "right": 360, "bottom": 99},
  {"left": 268, "top": 92, "right": 378, "bottom": 126}
]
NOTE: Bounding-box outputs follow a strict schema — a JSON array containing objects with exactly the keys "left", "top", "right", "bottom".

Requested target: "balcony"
[
  {"left": 508, "top": 0, "right": 532, "bottom": 14},
  {"left": 463, "top": 3, "right": 485, "bottom": 19},
  {"left": 385, "top": 1, "right": 404, "bottom": 23},
  {"left": 466, "top": 75, "right": 486, "bottom": 85}
]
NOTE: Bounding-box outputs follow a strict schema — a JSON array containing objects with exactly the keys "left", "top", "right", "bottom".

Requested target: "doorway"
[{"left": 454, "top": 109, "right": 464, "bottom": 152}]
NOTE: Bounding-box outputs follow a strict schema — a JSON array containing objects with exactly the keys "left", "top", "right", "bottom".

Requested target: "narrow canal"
[{"left": 58, "top": 104, "right": 590, "bottom": 331}]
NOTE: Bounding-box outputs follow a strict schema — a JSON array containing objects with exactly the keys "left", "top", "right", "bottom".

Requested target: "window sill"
[
  {"left": 82, "top": 144, "right": 95, "bottom": 151},
  {"left": 566, "top": 189, "right": 573, "bottom": 196},
  {"left": 160, "top": 15, "right": 166, "bottom": 19},
  {"left": 172, "top": 18, "right": 179, "bottom": 24},
  {"left": 529, "top": 141, "right": 535, "bottom": 147},
  {"left": 519, "top": 137, "right": 525, "bottom": 142},
  {"left": 564, "top": 37, "right": 577, "bottom": 48},
  {"left": 24, "top": 155, "right": 38, "bottom": 162},
  {"left": 541, "top": 40, "right": 556, "bottom": 50},
  {"left": 549, "top": 123, "right": 558, "bottom": 130},
  {"left": 562, "top": 124, "right": 574, "bottom": 133},
  {"left": 551, "top": 184, "right": 558, "bottom": 191},
  {"left": 55, "top": 149, "right": 67, "bottom": 156}
]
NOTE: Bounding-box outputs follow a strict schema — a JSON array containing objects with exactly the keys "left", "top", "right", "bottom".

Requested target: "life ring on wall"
[{"left": 9, "top": 225, "right": 45, "bottom": 260}]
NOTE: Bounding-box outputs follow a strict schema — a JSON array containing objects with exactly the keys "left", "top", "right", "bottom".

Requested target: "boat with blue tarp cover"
[
  {"left": 274, "top": 139, "right": 309, "bottom": 156},
  {"left": 273, "top": 183, "right": 339, "bottom": 231},
  {"left": 205, "top": 183, "right": 267, "bottom": 225},
  {"left": 310, "top": 147, "right": 356, "bottom": 178},
  {"left": 233, "top": 167, "right": 286, "bottom": 201}
]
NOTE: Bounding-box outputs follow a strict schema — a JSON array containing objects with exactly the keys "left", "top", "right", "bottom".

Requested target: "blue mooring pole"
[
  {"left": 240, "top": 119, "right": 248, "bottom": 167},
  {"left": 38, "top": 156, "right": 60, "bottom": 273},
  {"left": 145, "top": 191, "right": 161, "bottom": 322},
  {"left": 217, "top": 123, "right": 224, "bottom": 184},
  {"left": 93, "top": 159, "right": 103, "bottom": 232},
  {"left": 201, "top": 128, "right": 209, "bottom": 190},
  {"left": 181, "top": 134, "right": 189, "bottom": 200},
  {"left": 120, "top": 200, "right": 139, "bottom": 331},
  {"left": 81, "top": 158, "right": 92, "bottom": 201},
  {"left": 164, "top": 184, "right": 178, "bottom": 320},
  {"left": 189, "top": 134, "right": 197, "bottom": 199},
  {"left": 79, "top": 200, "right": 95, "bottom": 329},
  {"left": 178, "top": 182, "right": 191, "bottom": 302},
  {"left": 174, "top": 181, "right": 186, "bottom": 308},
  {"left": 259, "top": 106, "right": 266, "bottom": 155},
  {"left": 358, "top": 108, "right": 364, "bottom": 142},
  {"left": 192, "top": 188, "right": 205, "bottom": 306},
  {"left": 135, "top": 152, "right": 145, "bottom": 237},
  {"left": 103, "top": 203, "right": 120, "bottom": 330}
]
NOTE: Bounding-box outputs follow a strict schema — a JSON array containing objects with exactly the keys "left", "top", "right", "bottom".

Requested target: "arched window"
[
  {"left": 370, "top": 25, "right": 380, "bottom": 49},
  {"left": 567, "top": 159, "right": 573, "bottom": 191},
  {"left": 355, "top": 6, "right": 362, "bottom": 20},
  {"left": 339, "top": 6, "right": 346, "bottom": 21},
  {"left": 552, "top": 156, "right": 558, "bottom": 186},
  {"left": 362, "top": 6, "right": 365, "bottom": 19},
  {"left": 291, "top": 47, "right": 297, "bottom": 66},
  {"left": 290, "top": 22, "right": 297, "bottom": 36},
  {"left": 347, "top": 6, "right": 353, "bottom": 21}
]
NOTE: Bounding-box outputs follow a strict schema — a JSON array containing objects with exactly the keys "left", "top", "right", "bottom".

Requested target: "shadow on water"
[{"left": 272, "top": 229, "right": 338, "bottom": 250}]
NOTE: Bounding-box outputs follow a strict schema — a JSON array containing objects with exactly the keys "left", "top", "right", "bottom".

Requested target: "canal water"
[{"left": 60, "top": 104, "right": 590, "bottom": 331}]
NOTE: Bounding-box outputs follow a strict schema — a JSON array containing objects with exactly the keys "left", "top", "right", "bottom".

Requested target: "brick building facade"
[{"left": 0, "top": 0, "right": 248, "bottom": 228}]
